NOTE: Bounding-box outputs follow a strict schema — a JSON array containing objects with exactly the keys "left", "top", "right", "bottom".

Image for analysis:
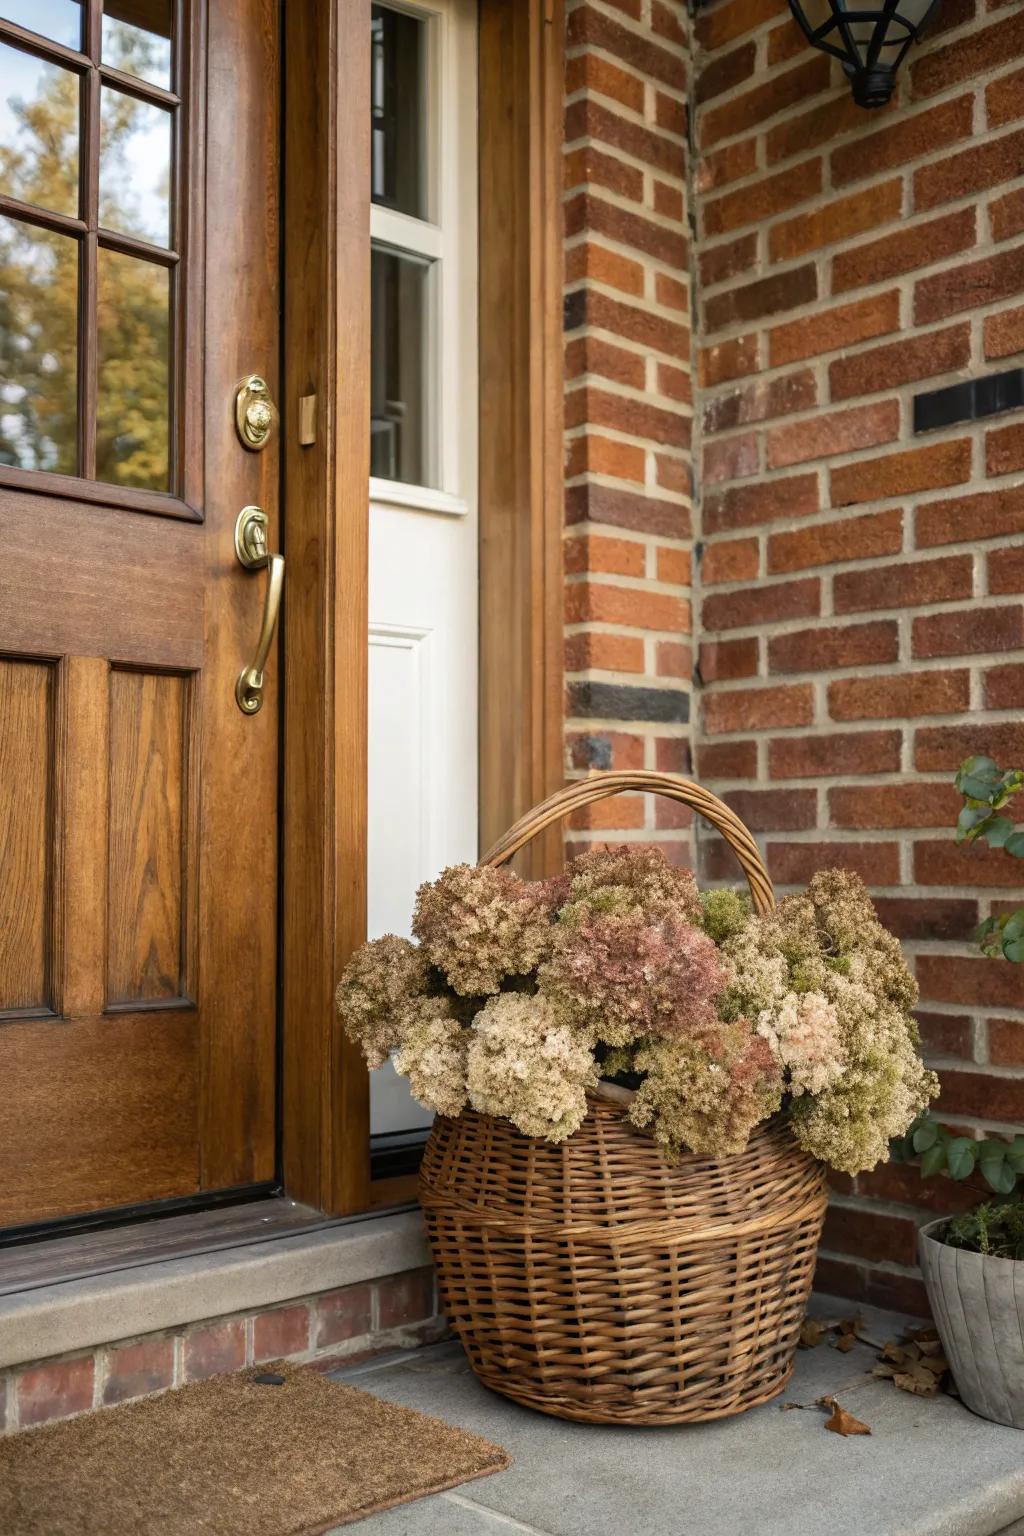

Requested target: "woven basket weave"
[{"left": 419, "top": 772, "right": 828, "bottom": 1426}]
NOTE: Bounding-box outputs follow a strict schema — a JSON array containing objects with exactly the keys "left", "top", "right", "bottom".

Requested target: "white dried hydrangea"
[
  {"left": 466, "top": 992, "right": 598, "bottom": 1142},
  {"left": 392, "top": 1002, "right": 469, "bottom": 1118},
  {"left": 756, "top": 990, "right": 846, "bottom": 1098}
]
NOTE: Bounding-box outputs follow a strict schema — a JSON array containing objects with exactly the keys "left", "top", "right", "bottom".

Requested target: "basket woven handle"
[{"left": 480, "top": 770, "right": 775, "bottom": 914}]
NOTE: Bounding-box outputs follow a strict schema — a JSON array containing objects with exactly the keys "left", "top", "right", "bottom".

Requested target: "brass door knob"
[{"left": 235, "top": 374, "right": 277, "bottom": 451}]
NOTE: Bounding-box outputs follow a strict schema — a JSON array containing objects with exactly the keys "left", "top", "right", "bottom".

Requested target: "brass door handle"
[{"left": 234, "top": 506, "right": 284, "bottom": 715}]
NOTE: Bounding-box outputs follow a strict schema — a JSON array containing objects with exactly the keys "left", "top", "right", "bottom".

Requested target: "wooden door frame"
[{"left": 280, "top": 0, "right": 565, "bottom": 1215}]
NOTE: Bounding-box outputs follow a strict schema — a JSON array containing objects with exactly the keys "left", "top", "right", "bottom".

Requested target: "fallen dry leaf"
[
  {"left": 821, "top": 1396, "right": 872, "bottom": 1437},
  {"left": 880, "top": 1339, "right": 905, "bottom": 1364},
  {"left": 832, "top": 1334, "right": 856, "bottom": 1353},
  {"left": 894, "top": 1370, "right": 939, "bottom": 1397},
  {"left": 801, "top": 1315, "right": 861, "bottom": 1349}
]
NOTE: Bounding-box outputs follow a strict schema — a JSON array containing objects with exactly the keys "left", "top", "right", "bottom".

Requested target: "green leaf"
[
  {"left": 1003, "top": 938, "right": 1024, "bottom": 963},
  {"left": 1006, "top": 1142, "right": 1024, "bottom": 1175},
  {"left": 913, "top": 1121, "right": 939, "bottom": 1153},
  {"left": 1004, "top": 832, "right": 1024, "bottom": 859},
  {"left": 921, "top": 1142, "right": 947, "bottom": 1178},
  {"left": 958, "top": 756, "right": 1000, "bottom": 786},
  {"left": 980, "top": 1143, "right": 1017, "bottom": 1194},
  {"left": 961, "top": 777, "right": 1002, "bottom": 803},
  {"left": 1002, "top": 912, "right": 1024, "bottom": 941},
  {"left": 984, "top": 817, "right": 1016, "bottom": 849},
  {"left": 946, "top": 1138, "right": 977, "bottom": 1180}
]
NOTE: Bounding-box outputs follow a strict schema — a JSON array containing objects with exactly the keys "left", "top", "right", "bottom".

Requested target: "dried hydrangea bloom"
[
  {"left": 335, "top": 934, "right": 432, "bottom": 1068},
  {"left": 699, "top": 887, "right": 751, "bottom": 944},
  {"left": 629, "top": 1021, "right": 783, "bottom": 1160},
  {"left": 466, "top": 993, "right": 598, "bottom": 1142},
  {"left": 756, "top": 990, "right": 846, "bottom": 1097},
  {"left": 787, "top": 975, "right": 937, "bottom": 1172},
  {"left": 540, "top": 906, "right": 727, "bottom": 1046},
  {"left": 563, "top": 845, "right": 702, "bottom": 925},
  {"left": 412, "top": 863, "right": 554, "bottom": 996},
  {"left": 718, "top": 914, "right": 789, "bottom": 1023},
  {"left": 804, "top": 869, "right": 919, "bottom": 1011},
  {"left": 393, "top": 1004, "right": 469, "bottom": 1118}
]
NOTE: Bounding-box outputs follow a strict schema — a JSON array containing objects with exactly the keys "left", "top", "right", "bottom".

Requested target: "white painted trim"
[
  {"left": 369, "top": 476, "right": 469, "bottom": 517},
  {"left": 0, "top": 1210, "right": 428, "bottom": 1370},
  {"left": 369, "top": 0, "right": 477, "bottom": 503}
]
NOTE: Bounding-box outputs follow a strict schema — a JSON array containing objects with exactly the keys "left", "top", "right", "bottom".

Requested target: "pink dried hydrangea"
[
  {"left": 335, "top": 934, "right": 431, "bottom": 1068},
  {"left": 629, "top": 1020, "right": 782, "bottom": 1159},
  {"left": 466, "top": 993, "right": 598, "bottom": 1142},
  {"left": 541, "top": 906, "right": 726, "bottom": 1046},
  {"left": 412, "top": 863, "right": 554, "bottom": 996},
  {"left": 756, "top": 990, "right": 846, "bottom": 1098}
]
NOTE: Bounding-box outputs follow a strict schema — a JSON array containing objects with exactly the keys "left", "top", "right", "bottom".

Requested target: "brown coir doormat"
[{"left": 0, "top": 1361, "right": 511, "bottom": 1536}]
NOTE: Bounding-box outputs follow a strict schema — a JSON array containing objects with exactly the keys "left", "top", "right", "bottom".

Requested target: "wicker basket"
[{"left": 419, "top": 771, "right": 828, "bottom": 1426}]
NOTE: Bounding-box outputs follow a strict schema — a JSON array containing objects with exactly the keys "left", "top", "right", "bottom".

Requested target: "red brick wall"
[
  {"left": 563, "top": 0, "right": 696, "bottom": 858},
  {"left": 690, "top": 0, "right": 1024, "bottom": 1313}
]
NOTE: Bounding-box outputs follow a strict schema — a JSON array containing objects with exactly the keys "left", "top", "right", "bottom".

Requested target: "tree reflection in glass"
[
  {"left": 0, "top": 42, "right": 79, "bottom": 217},
  {"left": 0, "top": 215, "right": 79, "bottom": 475},
  {"left": 100, "top": 86, "right": 171, "bottom": 248},
  {"left": 97, "top": 248, "right": 169, "bottom": 491}
]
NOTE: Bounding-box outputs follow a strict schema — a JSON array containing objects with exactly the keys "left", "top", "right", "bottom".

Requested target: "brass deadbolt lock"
[{"left": 235, "top": 374, "right": 277, "bottom": 451}]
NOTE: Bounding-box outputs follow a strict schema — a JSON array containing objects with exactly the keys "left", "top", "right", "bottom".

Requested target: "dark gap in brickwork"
[{"left": 914, "top": 366, "right": 1024, "bottom": 434}]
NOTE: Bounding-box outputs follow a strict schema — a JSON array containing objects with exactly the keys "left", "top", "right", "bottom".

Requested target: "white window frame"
[{"left": 368, "top": 0, "right": 477, "bottom": 520}]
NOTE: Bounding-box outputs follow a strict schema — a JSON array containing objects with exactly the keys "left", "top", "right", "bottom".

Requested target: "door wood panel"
[
  {"left": 0, "top": 1013, "right": 199, "bottom": 1226},
  {"left": 107, "top": 668, "right": 195, "bottom": 1008},
  {"left": 0, "top": 660, "right": 55, "bottom": 1017},
  {"left": 0, "top": 0, "right": 280, "bottom": 1230}
]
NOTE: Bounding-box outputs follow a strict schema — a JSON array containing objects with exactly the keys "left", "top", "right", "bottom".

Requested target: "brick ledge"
[{"left": 0, "top": 1208, "right": 430, "bottom": 1372}]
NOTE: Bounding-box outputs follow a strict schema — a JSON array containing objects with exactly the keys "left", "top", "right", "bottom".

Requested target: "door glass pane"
[
  {"left": 0, "top": 43, "right": 80, "bottom": 217},
  {"left": 96, "top": 247, "right": 169, "bottom": 490},
  {"left": 101, "top": 0, "right": 173, "bottom": 92},
  {"left": 99, "top": 85, "right": 171, "bottom": 247},
  {"left": 370, "top": 244, "right": 433, "bottom": 487},
  {"left": 0, "top": 1, "right": 82, "bottom": 50},
  {"left": 371, "top": 4, "right": 426, "bottom": 219},
  {"left": 0, "top": 215, "right": 78, "bottom": 474}
]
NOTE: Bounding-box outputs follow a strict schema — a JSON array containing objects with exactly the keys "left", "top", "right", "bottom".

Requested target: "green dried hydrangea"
[
  {"left": 789, "top": 981, "right": 938, "bottom": 1173},
  {"left": 629, "top": 1021, "right": 782, "bottom": 1160},
  {"left": 699, "top": 887, "right": 751, "bottom": 944},
  {"left": 334, "top": 934, "right": 432, "bottom": 1068},
  {"left": 393, "top": 1004, "right": 469, "bottom": 1118},
  {"left": 564, "top": 845, "right": 702, "bottom": 924}
]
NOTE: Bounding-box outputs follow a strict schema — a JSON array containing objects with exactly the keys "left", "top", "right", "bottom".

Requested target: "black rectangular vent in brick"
[{"left": 914, "top": 367, "right": 1024, "bottom": 435}]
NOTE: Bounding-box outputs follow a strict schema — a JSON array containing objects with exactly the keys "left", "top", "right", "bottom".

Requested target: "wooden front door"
[{"left": 0, "top": 0, "right": 281, "bottom": 1228}]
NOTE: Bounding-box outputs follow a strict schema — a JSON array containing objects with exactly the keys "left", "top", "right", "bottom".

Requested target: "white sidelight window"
[{"left": 366, "top": 0, "right": 479, "bottom": 1164}]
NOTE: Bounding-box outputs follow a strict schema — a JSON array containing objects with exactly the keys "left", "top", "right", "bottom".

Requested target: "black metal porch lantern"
[{"left": 787, "top": 0, "right": 941, "bottom": 109}]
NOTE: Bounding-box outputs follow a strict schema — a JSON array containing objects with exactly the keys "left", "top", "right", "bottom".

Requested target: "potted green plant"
[
  {"left": 338, "top": 772, "right": 937, "bottom": 1426},
  {"left": 898, "top": 755, "right": 1024, "bottom": 1429}
]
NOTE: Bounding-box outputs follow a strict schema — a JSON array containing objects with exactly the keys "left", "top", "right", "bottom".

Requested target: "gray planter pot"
[{"left": 919, "top": 1217, "right": 1024, "bottom": 1429}]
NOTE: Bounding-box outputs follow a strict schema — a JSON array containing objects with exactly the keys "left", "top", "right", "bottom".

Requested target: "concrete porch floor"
[{"left": 332, "top": 1295, "right": 1024, "bottom": 1536}]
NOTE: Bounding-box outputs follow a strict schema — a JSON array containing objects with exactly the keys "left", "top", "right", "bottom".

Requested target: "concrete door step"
[{"left": 332, "top": 1294, "right": 1024, "bottom": 1536}]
